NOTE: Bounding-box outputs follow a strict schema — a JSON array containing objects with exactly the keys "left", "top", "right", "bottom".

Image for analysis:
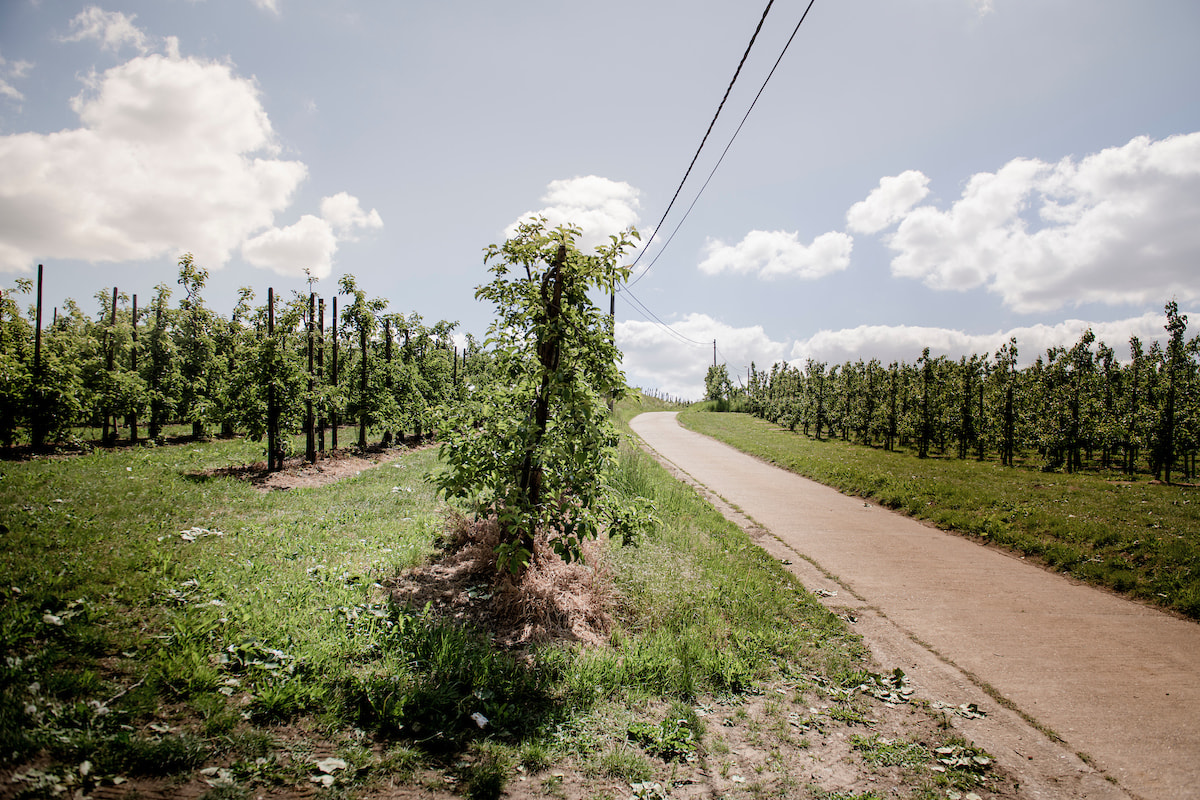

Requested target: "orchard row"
[
  {"left": 0, "top": 255, "right": 485, "bottom": 467},
  {"left": 721, "top": 302, "right": 1198, "bottom": 483}
]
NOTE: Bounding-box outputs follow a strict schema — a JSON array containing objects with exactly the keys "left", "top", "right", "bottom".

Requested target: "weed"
[
  {"left": 53, "top": 731, "right": 211, "bottom": 776},
  {"left": 932, "top": 738, "right": 995, "bottom": 790},
  {"left": 627, "top": 706, "right": 699, "bottom": 762},
  {"left": 194, "top": 694, "right": 240, "bottom": 737},
  {"left": 249, "top": 677, "right": 325, "bottom": 723},
  {"left": 224, "top": 728, "right": 276, "bottom": 760},
  {"left": 541, "top": 773, "right": 567, "bottom": 799},
  {"left": 592, "top": 746, "right": 653, "bottom": 782},
  {"left": 150, "top": 644, "right": 220, "bottom": 698},
  {"left": 378, "top": 743, "right": 422, "bottom": 781},
  {"left": 460, "top": 741, "right": 513, "bottom": 800},
  {"left": 809, "top": 789, "right": 885, "bottom": 800},
  {"left": 825, "top": 703, "right": 871, "bottom": 726},
  {"left": 518, "top": 740, "right": 553, "bottom": 773},
  {"left": 850, "top": 733, "right": 928, "bottom": 768}
]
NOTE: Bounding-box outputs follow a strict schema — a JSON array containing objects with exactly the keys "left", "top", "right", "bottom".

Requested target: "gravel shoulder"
[{"left": 630, "top": 411, "right": 1200, "bottom": 800}]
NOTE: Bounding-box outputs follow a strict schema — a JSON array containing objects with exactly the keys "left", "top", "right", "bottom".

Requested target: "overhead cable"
[
  {"left": 627, "top": 0, "right": 819, "bottom": 288},
  {"left": 627, "top": 0, "right": 776, "bottom": 275},
  {"left": 617, "top": 289, "right": 709, "bottom": 347}
]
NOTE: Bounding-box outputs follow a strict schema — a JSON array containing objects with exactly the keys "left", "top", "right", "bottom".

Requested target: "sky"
[{"left": 1, "top": 0, "right": 1198, "bottom": 399}]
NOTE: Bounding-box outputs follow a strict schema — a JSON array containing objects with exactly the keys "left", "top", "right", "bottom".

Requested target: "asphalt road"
[{"left": 630, "top": 411, "right": 1200, "bottom": 800}]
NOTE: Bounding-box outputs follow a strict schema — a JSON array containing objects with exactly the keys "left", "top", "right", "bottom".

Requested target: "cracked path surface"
[{"left": 630, "top": 412, "right": 1200, "bottom": 800}]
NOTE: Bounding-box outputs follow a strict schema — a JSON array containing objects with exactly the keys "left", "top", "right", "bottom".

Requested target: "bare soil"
[
  {"left": 202, "top": 442, "right": 434, "bottom": 491},
  {"left": 388, "top": 515, "right": 615, "bottom": 650}
]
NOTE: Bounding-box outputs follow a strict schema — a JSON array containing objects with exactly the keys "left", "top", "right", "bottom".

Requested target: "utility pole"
[{"left": 713, "top": 340, "right": 717, "bottom": 368}]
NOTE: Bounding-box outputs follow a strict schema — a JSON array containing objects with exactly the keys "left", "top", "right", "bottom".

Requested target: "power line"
[
  {"left": 628, "top": 0, "right": 819, "bottom": 287},
  {"left": 617, "top": 288, "right": 709, "bottom": 347},
  {"left": 628, "top": 0, "right": 777, "bottom": 275},
  {"left": 618, "top": 290, "right": 706, "bottom": 346}
]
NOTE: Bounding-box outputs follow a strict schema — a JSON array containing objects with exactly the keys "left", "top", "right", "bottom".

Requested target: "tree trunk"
[{"left": 515, "top": 244, "right": 567, "bottom": 557}]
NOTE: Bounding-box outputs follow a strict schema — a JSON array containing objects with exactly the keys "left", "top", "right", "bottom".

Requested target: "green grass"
[
  {"left": 0, "top": 400, "right": 871, "bottom": 797},
  {"left": 679, "top": 409, "right": 1200, "bottom": 618}
]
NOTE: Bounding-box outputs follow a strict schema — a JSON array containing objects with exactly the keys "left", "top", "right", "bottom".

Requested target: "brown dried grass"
[{"left": 388, "top": 513, "right": 614, "bottom": 650}]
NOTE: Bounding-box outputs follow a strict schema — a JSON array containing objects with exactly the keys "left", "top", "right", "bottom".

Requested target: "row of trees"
[
  {"left": 732, "top": 302, "right": 1198, "bottom": 483},
  {"left": 0, "top": 257, "right": 478, "bottom": 467},
  {"left": 2, "top": 219, "right": 650, "bottom": 576}
]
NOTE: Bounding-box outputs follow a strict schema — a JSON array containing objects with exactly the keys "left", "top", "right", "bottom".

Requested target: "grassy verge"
[
  {"left": 679, "top": 408, "right": 1200, "bottom": 619},
  {"left": 0, "top": 400, "right": 1013, "bottom": 799}
]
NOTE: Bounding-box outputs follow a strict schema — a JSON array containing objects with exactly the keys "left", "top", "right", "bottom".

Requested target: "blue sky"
[{"left": 2, "top": 0, "right": 1198, "bottom": 398}]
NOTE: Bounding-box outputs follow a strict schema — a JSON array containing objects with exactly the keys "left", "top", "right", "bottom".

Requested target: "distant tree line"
[
  {"left": 736, "top": 302, "right": 1198, "bottom": 483},
  {"left": 0, "top": 256, "right": 486, "bottom": 467}
]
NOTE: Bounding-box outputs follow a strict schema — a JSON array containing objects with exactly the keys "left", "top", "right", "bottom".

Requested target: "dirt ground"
[
  {"left": 630, "top": 411, "right": 1200, "bottom": 800},
  {"left": 203, "top": 442, "right": 434, "bottom": 491}
]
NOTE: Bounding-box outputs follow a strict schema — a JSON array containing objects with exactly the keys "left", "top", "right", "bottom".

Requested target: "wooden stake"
[
  {"left": 306, "top": 292, "right": 316, "bottom": 463},
  {"left": 331, "top": 296, "right": 339, "bottom": 450},
  {"left": 31, "top": 265, "right": 45, "bottom": 449},
  {"left": 318, "top": 298, "right": 325, "bottom": 453},
  {"left": 129, "top": 294, "right": 138, "bottom": 443},
  {"left": 267, "top": 287, "right": 278, "bottom": 471}
]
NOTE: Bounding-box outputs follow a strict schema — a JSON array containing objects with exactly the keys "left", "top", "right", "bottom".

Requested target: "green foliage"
[
  {"left": 460, "top": 741, "right": 514, "bottom": 800},
  {"left": 850, "top": 733, "right": 928, "bottom": 768},
  {"left": 626, "top": 704, "right": 700, "bottom": 762},
  {"left": 1, "top": 261, "right": 463, "bottom": 455},
  {"left": 705, "top": 363, "right": 732, "bottom": 402},
  {"left": 340, "top": 609, "right": 555, "bottom": 743},
  {"left": 743, "top": 302, "right": 1200, "bottom": 481},
  {"left": 592, "top": 746, "right": 653, "bottom": 782},
  {"left": 435, "top": 218, "right": 643, "bottom": 573}
]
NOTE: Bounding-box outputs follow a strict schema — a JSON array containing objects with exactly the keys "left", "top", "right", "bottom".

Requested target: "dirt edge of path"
[{"left": 631, "top": 429, "right": 1136, "bottom": 800}]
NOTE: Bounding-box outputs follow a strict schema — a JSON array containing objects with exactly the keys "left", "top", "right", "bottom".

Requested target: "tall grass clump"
[{"left": 558, "top": 423, "right": 867, "bottom": 705}]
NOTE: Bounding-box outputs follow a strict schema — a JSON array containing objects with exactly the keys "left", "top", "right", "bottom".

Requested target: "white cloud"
[
  {"left": 0, "top": 32, "right": 379, "bottom": 276},
  {"left": 241, "top": 215, "right": 335, "bottom": 277},
  {"left": 0, "top": 52, "right": 33, "bottom": 103},
  {"left": 0, "top": 50, "right": 307, "bottom": 272},
  {"left": 243, "top": 193, "right": 382, "bottom": 277},
  {"left": 253, "top": 0, "right": 282, "bottom": 15},
  {"left": 507, "top": 175, "right": 641, "bottom": 255},
  {"left": 861, "top": 132, "right": 1200, "bottom": 312},
  {"left": 320, "top": 191, "right": 383, "bottom": 237},
  {"left": 0, "top": 81, "right": 22, "bottom": 102},
  {"left": 617, "top": 312, "right": 789, "bottom": 399},
  {"left": 787, "top": 311, "right": 1192, "bottom": 368},
  {"left": 846, "top": 170, "right": 930, "bottom": 234},
  {"left": 60, "top": 7, "right": 150, "bottom": 54},
  {"left": 698, "top": 229, "right": 852, "bottom": 280}
]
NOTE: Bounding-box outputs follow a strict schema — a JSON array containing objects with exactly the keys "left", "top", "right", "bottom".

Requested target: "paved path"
[{"left": 630, "top": 412, "right": 1200, "bottom": 800}]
